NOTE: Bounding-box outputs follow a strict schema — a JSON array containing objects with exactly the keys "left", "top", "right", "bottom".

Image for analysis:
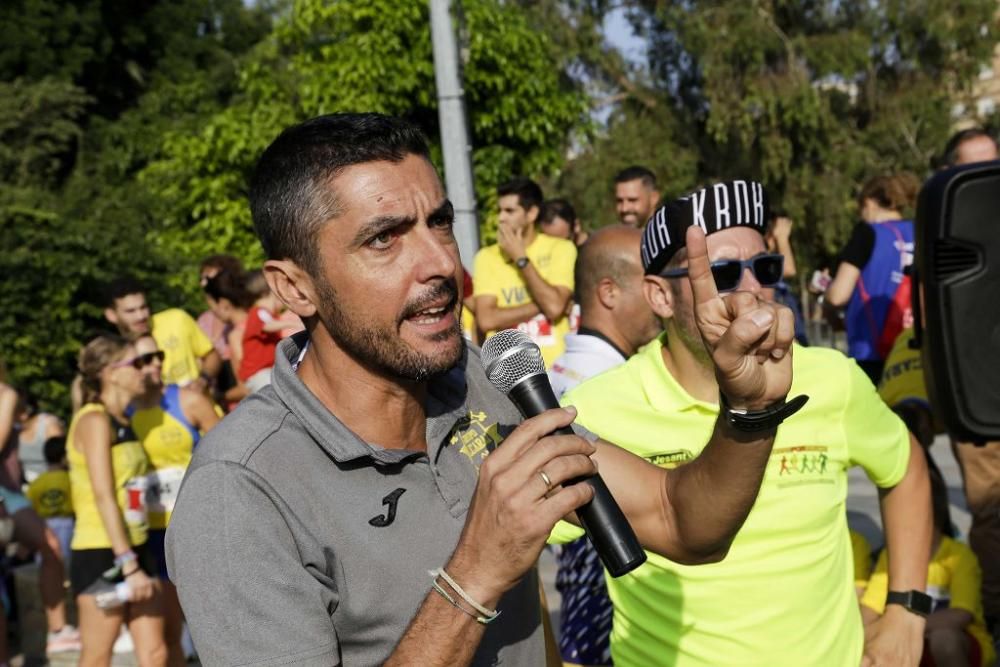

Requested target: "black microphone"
[{"left": 481, "top": 329, "right": 646, "bottom": 577}]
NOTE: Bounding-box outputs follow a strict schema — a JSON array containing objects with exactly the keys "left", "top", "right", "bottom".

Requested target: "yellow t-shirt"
[
  {"left": 129, "top": 384, "right": 200, "bottom": 530},
  {"left": 878, "top": 328, "right": 928, "bottom": 409},
  {"left": 26, "top": 470, "right": 73, "bottom": 518},
  {"left": 68, "top": 404, "right": 149, "bottom": 550},
  {"left": 850, "top": 529, "right": 873, "bottom": 588},
  {"left": 152, "top": 308, "right": 214, "bottom": 386},
  {"left": 862, "top": 536, "right": 995, "bottom": 666},
  {"left": 472, "top": 233, "right": 576, "bottom": 367},
  {"left": 553, "top": 337, "right": 911, "bottom": 667}
]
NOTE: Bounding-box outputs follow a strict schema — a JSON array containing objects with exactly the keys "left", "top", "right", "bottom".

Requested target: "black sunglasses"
[
  {"left": 660, "top": 254, "right": 785, "bottom": 293},
  {"left": 112, "top": 350, "right": 165, "bottom": 370}
]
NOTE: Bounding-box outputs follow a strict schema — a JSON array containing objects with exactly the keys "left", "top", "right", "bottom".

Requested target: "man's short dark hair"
[
  {"left": 43, "top": 436, "right": 67, "bottom": 465},
  {"left": 104, "top": 277, "right": 146, "bottom": 308},
  {"left": 204, "top": 269, "right": 255, "bottom": 309},
  {"left": 940, "top": 127, "right": 998, "bottom": 168},
  {"left": 250, "top": 113, "right": 431, "bottom": 276},
  {"left": 614, "top": 166, "right": 657, "bottom": 189},
  {"left": 497, "top": 177, "right": 544, "bottom": 214},
  {"left": 540, "top": 198, "right": 577, "bottom": 226}
]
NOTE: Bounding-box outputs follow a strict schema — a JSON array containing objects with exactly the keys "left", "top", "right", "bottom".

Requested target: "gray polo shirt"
[{"left": 166, "top": 334, "right": 545, "bottom": 666}]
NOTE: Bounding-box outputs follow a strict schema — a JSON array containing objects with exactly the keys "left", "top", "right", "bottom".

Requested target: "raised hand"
[
  {"left": 497, "top": 222, "right": 527, "bottom": 263},
  {"left": 685, "top": 225, "right": 795, "bottom": 410}
]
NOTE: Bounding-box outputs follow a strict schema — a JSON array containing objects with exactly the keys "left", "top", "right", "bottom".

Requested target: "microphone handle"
[{"left": 508, "top": 374, "right": 647, "bottom": 577}]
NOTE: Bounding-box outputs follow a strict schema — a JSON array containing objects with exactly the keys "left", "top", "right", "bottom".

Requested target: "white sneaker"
[
  {"left": 46, "top": 624, "right": 82, "bottom": 653},
  {"left": 112, "top": 627, "right": 134, "bottom": 654}
]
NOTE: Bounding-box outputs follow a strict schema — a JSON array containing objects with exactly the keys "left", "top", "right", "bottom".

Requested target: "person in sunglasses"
[
  {"left": 68, "top": 333, "right": 166, "bottom": 666},
  {"left": 554, "top": 180, "right": 933, "bottom": 667},
  {"left": 127, "top": 334, "right": 221, "bottom": 667}
]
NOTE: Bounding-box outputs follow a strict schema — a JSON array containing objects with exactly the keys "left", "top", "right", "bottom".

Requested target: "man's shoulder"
[
  {"left": 563, "top": 351, "right": 644, "bottom": 406},
  {"left": 533, "top": 234, "right": 576, "bottom": 256},
  {"left": 473, "top": 243, "right": 503, "bottom": 262},
  {"left": 791, "top": 344, "right": 854, "bottom": 384},
  {"left": 187, "top": 388, "right": 299, "bottom": 471},
  {"left": 153, "top": 308, "right": 197, "bottom": 329}
]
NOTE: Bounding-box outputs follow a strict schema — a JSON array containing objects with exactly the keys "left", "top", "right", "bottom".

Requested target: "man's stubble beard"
[
  {"left": 668, "top": 296, "right": 713, "bottom": 368},
  {"left": 313, "top": 277, "right": 465, "bottom": 383}
]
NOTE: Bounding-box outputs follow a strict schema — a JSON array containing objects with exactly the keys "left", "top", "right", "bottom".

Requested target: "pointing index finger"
[{"left": 685, "top": 224, "right": 719, "bottom": 305}]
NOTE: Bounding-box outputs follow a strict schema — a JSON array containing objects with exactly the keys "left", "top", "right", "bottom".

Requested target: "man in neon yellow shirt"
[
  {"left": 104, "top": 277, "right": 221, "bottom": 388},
  {"left": 556, "top": 180, "right": 934, "bottom": 667},
  {"left": 473, "top": 177, "right": 576, "bottom": 367}
]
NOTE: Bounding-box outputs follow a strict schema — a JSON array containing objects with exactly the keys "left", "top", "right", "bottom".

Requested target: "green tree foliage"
[
  {"left": 3, "top": 0, "right": 995, "bottom": 411},
  {"left": 629, "top": 0, "right": 997, "bottom": 267},
  {"left": 0, "top": 0, "right": 273, "bottom": 412},
  {"left": 142, "top": 0, "right": 586, "bottom": 259}
]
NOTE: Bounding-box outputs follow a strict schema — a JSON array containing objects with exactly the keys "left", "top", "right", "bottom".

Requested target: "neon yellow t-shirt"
[
  {"left": 26, "top": 470, "right": 73, "bottom": 518},
  {"left": 554, "top": 337, "right": 911, "bottom": 667},
  {"left": 862, "top": 536, "right": 995, "bottom": 666},
  {"left": 68, "top": 404, "right": 149, "bottom": 550},
  {"left": 152, "top": 308, "right": 214, "bottom": 386},
  {"left": 878, "top": 328, "right": 929, "bottom": 409},
  {"left": 473, "top": 233, "right": 576, "bottom": 367},
  {"left": 129, "top": 384, "right": 201, "bottom": 530}
]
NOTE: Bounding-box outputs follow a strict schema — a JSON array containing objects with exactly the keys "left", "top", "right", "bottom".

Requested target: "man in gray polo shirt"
[{"left": 166, "top": 113, "right": 800, "bottom": 666}]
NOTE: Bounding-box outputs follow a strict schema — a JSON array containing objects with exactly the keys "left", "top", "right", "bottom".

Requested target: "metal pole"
[{"left": 429, "top": 0, "right": 480, "bottom": 272}]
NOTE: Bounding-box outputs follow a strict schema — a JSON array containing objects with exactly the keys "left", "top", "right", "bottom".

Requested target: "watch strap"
[
  {"left": 720, "top": 392, "right": 809, "bottom": 433},
  {"left": 886, "top": 590, "right": 932, "bottom": 617}
]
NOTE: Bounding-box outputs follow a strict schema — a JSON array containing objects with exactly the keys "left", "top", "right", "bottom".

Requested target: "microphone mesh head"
[{"left": 481, "top": 329, "right": 546, "bottom": 394}]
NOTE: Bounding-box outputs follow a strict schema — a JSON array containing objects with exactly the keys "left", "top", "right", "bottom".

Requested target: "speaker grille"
[{"left": 933, "top": 240, "right": 980, "bottom": 281}]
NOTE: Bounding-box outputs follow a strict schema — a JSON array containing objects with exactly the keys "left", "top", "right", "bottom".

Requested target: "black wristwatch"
[
  {"left": 514, "top": 256, "right": 530, "bottom": 269},
  {"left": 719, "top": 392, "right": 809, "bottom": 433},
  {"left": 886, "top": 590, "right": 933, "bottom": 617}
]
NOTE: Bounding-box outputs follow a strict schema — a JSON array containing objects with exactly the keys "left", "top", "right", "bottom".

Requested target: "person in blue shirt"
[{"left": 824, "top": 172, "right": 918, "bottom": 383}]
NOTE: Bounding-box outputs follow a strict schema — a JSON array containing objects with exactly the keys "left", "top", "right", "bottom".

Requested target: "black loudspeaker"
[{"left": 913, "top": 161, "right": 1000, "bottom": 441}]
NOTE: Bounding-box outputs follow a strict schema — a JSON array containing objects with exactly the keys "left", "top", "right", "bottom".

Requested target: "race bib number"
[
  {"left": 145, "top": 467, "right": 186, "bottom": 516},
  {"left": 123, "top": 476, "right": 148, "bottom": 527},
  {"left": 517, "top": 313, "right": 555, "bottom": 348}
]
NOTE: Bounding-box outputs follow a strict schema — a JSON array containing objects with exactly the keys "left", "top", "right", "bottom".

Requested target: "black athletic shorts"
[{"left": 70, "top": 542, "right": 157, "bottom": 597}]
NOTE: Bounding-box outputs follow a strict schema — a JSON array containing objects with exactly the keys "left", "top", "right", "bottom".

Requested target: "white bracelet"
[{"left": 428, "top": 568, "right": 501, "bottom": 624}]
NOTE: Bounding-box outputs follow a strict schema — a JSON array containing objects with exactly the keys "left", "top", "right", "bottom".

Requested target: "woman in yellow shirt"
[
  {"left": 69, "top": 334, "right": 166, "bottom": 666},
  {"left": 129, "top": 333, "right": 221, "bottom": 666}
]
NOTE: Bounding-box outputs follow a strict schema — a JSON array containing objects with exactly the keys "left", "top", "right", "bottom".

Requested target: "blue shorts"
[
  {"left": 0, "top": 486, "right": 32, "bottom": 515},
  {"left": 147, "top": 528, "right": 171, "bottom": 580}
]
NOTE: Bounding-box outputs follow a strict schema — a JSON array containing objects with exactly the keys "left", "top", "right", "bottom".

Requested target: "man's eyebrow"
[
  {"left": 351, "top": 213, "right": 416, "bottom": 247},
  {"left": 351, "top": 199, "right": 453, "bottom": 247},
  {"left": 427, "top": 199, "right": 454, "bottom": 225}
]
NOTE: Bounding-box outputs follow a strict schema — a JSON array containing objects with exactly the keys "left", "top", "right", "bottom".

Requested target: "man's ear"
[
  {"left": 264, "top": 260, "right": 319, "bottom": 319},
  {"left": 526, "top": 205, "right": 540, "bottom": 226},
  {"left": 643, "top": 275, "right": 674, "bottom": 320},
  {"left": 595, "top": 277, "right": 618, "bottom": 310},
  {"left": 104, "top": 307, "right": 119, "bottom": 327}
]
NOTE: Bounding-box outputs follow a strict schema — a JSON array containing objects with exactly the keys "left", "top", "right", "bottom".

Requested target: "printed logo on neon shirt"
[{"left": 773, "top": 445, "right": 833, "bottom": 486}]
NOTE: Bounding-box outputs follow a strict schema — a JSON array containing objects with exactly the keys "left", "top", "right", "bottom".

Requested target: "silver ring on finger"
[{"left": 538, "top": 469, "right": 552, "bottom": 489}]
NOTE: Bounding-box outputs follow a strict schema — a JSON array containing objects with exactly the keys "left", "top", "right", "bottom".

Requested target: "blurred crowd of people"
[{"left": 0, "top": 124, "right": 997, "bottom": 667}]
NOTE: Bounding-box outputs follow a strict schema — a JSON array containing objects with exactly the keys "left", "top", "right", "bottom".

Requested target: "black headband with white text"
[{"left": 641, "top": 180, "right": 770, "bottom": 275}]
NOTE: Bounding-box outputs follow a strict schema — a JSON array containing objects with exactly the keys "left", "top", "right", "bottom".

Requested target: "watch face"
[{"left": 910, "top": 590, "right": 933, "bottom": 615}]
